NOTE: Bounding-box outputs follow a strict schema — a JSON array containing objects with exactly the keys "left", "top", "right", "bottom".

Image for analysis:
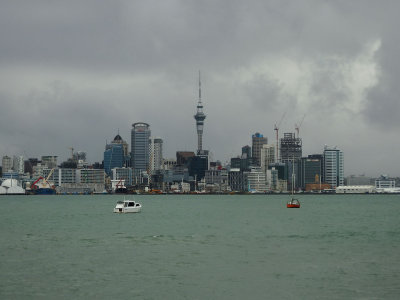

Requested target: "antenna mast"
[{"left": 198, "top": 70, "right": 201, "bottom": 102}]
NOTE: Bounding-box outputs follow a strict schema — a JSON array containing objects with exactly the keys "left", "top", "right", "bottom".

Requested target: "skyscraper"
[
  {"left": 13, "top": 155, "right": 25, "bottom": 174},
  {"left": 41, "top": 156, "right": 58, "bottom": 169},
  {"left": 298, "top": 154, "right": 323, "bottom": 190},
  {"left": 194, "top": 72, "right": 206, "bottom": 154},
  {"left": 131, "top": 122, "right": 151, "bottom": 173},
  {"left": 242, "top": 145, "right": 251, "bottom": 159},
  {"left": 280, "top": 132, "right": 302, "bottom": 163},
  {"left": 260, "top": 144, "right": 275, "bottom": 173},
  {"left": 252, "top": 133, "right": 268, "bottom": 166},
  {"left": 323, "top": 146, "right": 344, "bottom": 188},
  {"left": 104, "top": 133, "right": 128, "bottom": 176},
  {"left": 2, "top": 156, "right": 13, "bottom": 173},
  {"left": 149, "top": 137, "right": 163, "bottom": 172}
]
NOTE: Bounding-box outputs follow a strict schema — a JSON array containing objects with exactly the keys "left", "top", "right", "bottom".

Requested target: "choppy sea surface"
[{"left": 1, "top": 194, "right": 399, "bottom": 299}]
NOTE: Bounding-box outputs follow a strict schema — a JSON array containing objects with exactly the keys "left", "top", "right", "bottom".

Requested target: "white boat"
[{"left": 113, "top": 199, "right": 142, "bottom": 213}]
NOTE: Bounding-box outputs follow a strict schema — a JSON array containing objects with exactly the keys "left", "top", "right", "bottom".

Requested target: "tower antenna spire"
[{"left": 198, "top": 70, "right": 202, "bottom": 103}]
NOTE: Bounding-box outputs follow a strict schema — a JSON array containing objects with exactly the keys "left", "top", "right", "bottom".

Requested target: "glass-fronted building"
[
  {"left": 104, "top": 144, "right": 124, "bottom": 176},
  {"left": 298, "top": 155, "right": 323, "bottom": 190},
  {"left": 131, "top": 122, "right": 151, "bottom": 175},
  {"left": 104, "top": 134, "right": 129, "bottom": 176},
  {"left": 323, "top": 146, "right": 344, "bottom": 188},
  {"left": 252, "top": 133, "right": 268, "bottom": 167},
  {"left": 189, "top": 154, "right": 208, "bottom": 181}
]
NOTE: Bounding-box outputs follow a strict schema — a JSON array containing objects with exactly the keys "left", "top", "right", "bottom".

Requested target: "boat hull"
[
  {"left": 113, "top": 206, "right": 141, "bottom": 213},
  {"left": 287, "top": 203, "right": 300, "bottom": 208},
  {"left": 33, "top": 188, "right": 56, "bottom": 195}
]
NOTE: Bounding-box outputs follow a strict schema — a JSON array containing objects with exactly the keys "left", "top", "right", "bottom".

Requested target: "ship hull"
[{"left": 33, "top": 188, "right": 56, "bottom": 195}]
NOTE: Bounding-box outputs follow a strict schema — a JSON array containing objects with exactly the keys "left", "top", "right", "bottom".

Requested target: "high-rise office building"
[
  {"left": 260, "top": 144, "right": 275, "bottom": 173},
  {"left": 41, "top": 156, "right": 58, "bottom": 169},
  {"left": 280, "top": 132, "right": 302, "bottom": 163},
  {"left": 131, "top": 122, "right": 151, "bottom": 173},
  {"left": 2, "top": 156, "right": 13, "bottom": 173},
  {"left": 298, "top": 154, "right": 323, "bottom": 190},
  {"left": 242, "top": 145, "right": 251, "bottom": 159},
  {"left": 110, "top": 133, "right": 129, "bottom": 156},
  {"left": 149, "top": 137, "right": 163, "bottom": 172},
  {"left": 176, "top": 152, "right": 195, "bottom": 166},
  {"left": 323, "top": 146, "right": 344, "bottom": 188},
  {"left": 13, "top": 156, "right": 25, "bottom": 174},
  {"left": 252, "top": 133, "right": 268, "bottom": 166},
  {"left": 189, "top": 154, "right": 209, "bottom": 181},
  {"left": 104, "top": 134, "right": 128, "bottom": 176}
]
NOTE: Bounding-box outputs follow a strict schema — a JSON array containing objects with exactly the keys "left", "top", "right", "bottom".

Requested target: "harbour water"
[{"left": 1, "top": 194, "right": 399, "bottom": 299}]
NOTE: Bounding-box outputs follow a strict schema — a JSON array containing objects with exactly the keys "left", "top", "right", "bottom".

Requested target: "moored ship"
[{"left": 29, "top": 172, "right": 56, "bottom": 195}]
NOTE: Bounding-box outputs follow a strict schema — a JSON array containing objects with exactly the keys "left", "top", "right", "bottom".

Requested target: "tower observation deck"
[{"left": 194, "top": 72, "right": 206, "bottom": 154}]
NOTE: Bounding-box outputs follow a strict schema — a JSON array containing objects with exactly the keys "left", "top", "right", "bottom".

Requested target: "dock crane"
[
  {"left": 31, "top": 168, "right": 55, "bottom": 190},
  {"left": 274, "top": 112, "right": 286, "bottom": 162}
]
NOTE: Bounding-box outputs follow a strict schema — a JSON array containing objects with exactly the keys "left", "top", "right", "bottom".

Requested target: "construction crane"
[
  {"left": 274, "top": 112, "right": 286, "bottom": 162},
  {"left": 295, "top": 114, "right": 306, "bottom": 138}
]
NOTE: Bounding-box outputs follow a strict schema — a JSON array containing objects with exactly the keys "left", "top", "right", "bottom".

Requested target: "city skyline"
[{"left": 0, "top": 1, "right": 399, "bottom": 177}]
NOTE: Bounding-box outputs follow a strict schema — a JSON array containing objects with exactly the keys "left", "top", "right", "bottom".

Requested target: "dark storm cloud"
[
  {"left": 364, "top": 38, "right": 400, "bottom": 129},
  {"left": 0, "top": 0, "right": 399, "bottom": 176}
]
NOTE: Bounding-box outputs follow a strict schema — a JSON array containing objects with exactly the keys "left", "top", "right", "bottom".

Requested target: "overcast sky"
[{"left": 1, "top": 0, "right": 399, "bottom": 177}]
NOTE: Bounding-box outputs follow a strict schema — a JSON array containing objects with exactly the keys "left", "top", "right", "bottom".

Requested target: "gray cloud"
[{"left": 0, "top": 0, "right": 399, "bottom": 176}]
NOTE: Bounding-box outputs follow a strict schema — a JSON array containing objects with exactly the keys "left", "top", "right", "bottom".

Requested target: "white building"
[
  {"left": 170, "top": 181, "right": 190, "bottom": 193},
  {"left": 336, "top": 185, "right": 375, "bottom": 194},
  {"left": 260, "top": 144, "right": 275, "bottom": 173},
  {"left": 77, "top": 169, "right": 105, "bottom": 184},
  {"left": 2, "top": 156, "right": 13, "bottom": 173},
  {"left": 244, "top": 167, "right": 267, "bottom": 192},
  {"left": 42, "top": 168, "right": 105, "bottom": 193},
  {"left": 375, "top": 175, "right": 399, "bottom": 193},
  {"left": 323, "top": 145, "right": 344, "bottom": 188},
  {"left": 43, "top": 168, "right": 76, "bottom": 185},
  {"left": 112, "top": 167, "right": 133, "bottom": 186},
  {"left": 33, "top": 163, "right": 46, "bottom": 178},
  {"left": 149, "top": 137, "right": 163, "bottom": 172},
  {"left": 13, "top": 156, "right": 25, "bottom": 174}
]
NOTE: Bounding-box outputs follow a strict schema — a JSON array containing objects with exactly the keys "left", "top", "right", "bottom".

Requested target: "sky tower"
[{"left": 194, "top": 71, "right": 206, "bottom": 154}]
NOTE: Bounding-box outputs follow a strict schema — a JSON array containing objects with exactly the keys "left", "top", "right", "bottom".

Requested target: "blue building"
[{"left": 104, "top": 134, "right": 129, "bottom": 176}]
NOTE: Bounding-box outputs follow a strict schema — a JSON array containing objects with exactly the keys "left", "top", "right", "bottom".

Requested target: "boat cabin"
[{"left": 124, "top": 200, "right": 140, "bottom": 207}]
